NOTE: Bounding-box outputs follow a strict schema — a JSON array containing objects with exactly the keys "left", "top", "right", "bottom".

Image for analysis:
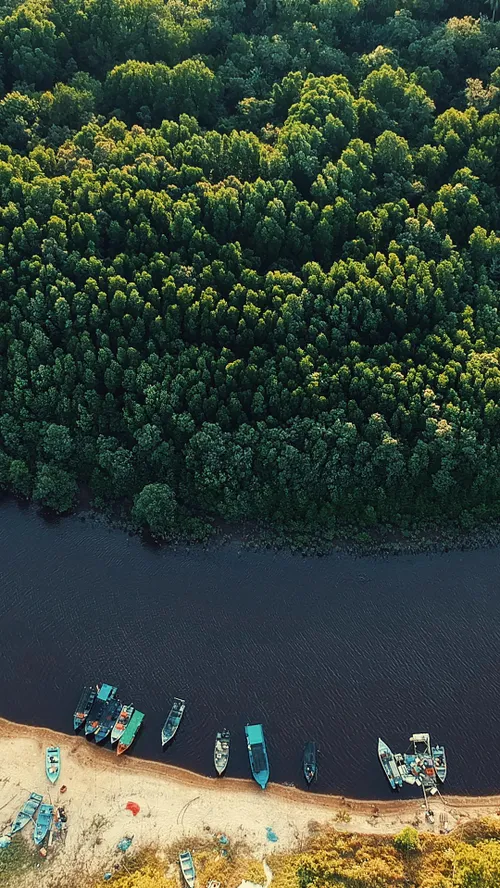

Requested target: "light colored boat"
[
  {"left": 45, "top": 747, "right": 60, "bottom": 784},
  {"left": 111, "top": 704, "right": 135, "bottom": 744},
  {"left": 378, "top": 738, "right": 402, "bottom": 790},
  {"left": 432, "top": 745, "right": 447, "bottom": 783},
  {"left": 9, "top": 792, "right": 43, "bottom": 835},
  {"left": 179, "top": 851, "right": 196, "bottom": 888},
  {"left": 161, "top": 697, "right": 185, "bottom": 746},
  {"left": 33, "top": 804, "right": 53, "bottom": 846},
  {"left": 214, "top": 729, "right": 230, "bottom": 776}
]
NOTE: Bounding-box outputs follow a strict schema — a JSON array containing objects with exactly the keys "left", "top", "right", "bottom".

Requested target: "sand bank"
[{"left": 0, "top": 718, "right": 498, "bottom": 885}]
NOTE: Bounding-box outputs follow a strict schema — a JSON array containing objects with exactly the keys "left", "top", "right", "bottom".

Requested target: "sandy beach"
[{"left": 1, "top": 718, "right": 499, "bottom": 885}]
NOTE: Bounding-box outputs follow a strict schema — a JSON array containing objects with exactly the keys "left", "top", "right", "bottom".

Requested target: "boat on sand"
[
  {"left": 33, "top": 804, "right": 54, "bottom": 846},
  {"left": 45, "top": 747, "right": 61, "bottom": 784},
  {"left": 9, "top": 792, "right": 43, "bottom": 835},
  {"left": 179, "top": 851, "right": 196, "bottom": 888}
]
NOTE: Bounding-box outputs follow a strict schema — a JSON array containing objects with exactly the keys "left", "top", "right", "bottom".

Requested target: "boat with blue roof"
[
  {"left": 245, "top": 723, "right": 269, "bottom": 789},
  {"left": 85, "top": 684, "right": 117, "bottom": 736}
]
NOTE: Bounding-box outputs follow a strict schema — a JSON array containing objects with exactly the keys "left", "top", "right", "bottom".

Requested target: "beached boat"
[
  {"left": 214, "top": 729, "right": 230, "bottom": 775},
  {"left": 179, "top": 851, "right": 196, "bottom": 888},
  {"left": 33, "top": 804, "right": 54, "bottom": 846},
  {"left": 409, "top": 733, "right": 438, "bottom": 793},
  {"left": 9, "top": 792, "right": 43, "bottom": 835},
  {"left": 117, "top": 709, "right": 144, "bottom": 755},
  {"left": 73, "top": 685, "right": 97, "bottom": 731},
  {"left": 85, "top": 684, "right": 117, "bottom": 736},
  {"left": 46, "top": 747, "right": 61, "bottom": 784},
  {"left": 161, "top": 697, "right": 185, "bottom": 747},
  {"left": 432, "top": 745, "right": 447, "bottom": 783},
  {"left": 111, "top": 704, "right": 135, "bottom": 745},
  {"left": 245, "top": 723, "right": 270, "bottom": 790},
  {"left": 378, "top": 738, "right": 402, "bottom": 790},
  {"left": 303, "top": 741, "right": 318, "bottom": 785},
  {"left": 95, "top": 697, "right": 122, "bottom": 743}
]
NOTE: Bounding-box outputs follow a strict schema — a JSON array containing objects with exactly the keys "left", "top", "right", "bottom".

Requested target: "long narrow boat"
[
  {"left": 117, "top": 709, "right": 144, "bottom": 755},
  {"left": 179, "top": 851, "right": 196, "bottom": 888},
  {"left": 432, "top": 745, "right": 447, "bottom": 783},
  {"left": 73, "top": 685, "right": 97, "bottom": 731},
  {"left": 85, "top": 684, "right": 117, "bottom": 736},
  {"left": 9, "top": 792, "right": 43, "bottom": 835},
  {"left": 214, "top": 729, "right": 230, "bottom": 776},
  {"left": 111, "top": 704, "right": 135, "bottom": 745},
  {"left": 46, "top": 747, "right": 61, "bottom": 784},
  {"left": 33, "top": 804, "right": 54, "bottom": 846},
  {"left": 161, "top": 697, "right": 185, "bottom": 747},
  {"left": 95, "top": 697, "right": 122, "bottom": 743},
  {"left": 303, "top": 740, "right": 318, "bottom": 785},
  {"left": 378, "top": 738, "right": 402, "bottom": 790},
  {"left": 245, "top": 723, "right": 269, "bottom": 789}
]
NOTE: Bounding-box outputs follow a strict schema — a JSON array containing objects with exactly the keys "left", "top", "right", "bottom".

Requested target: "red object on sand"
[
  {"left": 126, "top": 802, "right": 140, "bottom": 816},
  {"left": 60, "top": 785, "right": 67, "bottom": 794}
]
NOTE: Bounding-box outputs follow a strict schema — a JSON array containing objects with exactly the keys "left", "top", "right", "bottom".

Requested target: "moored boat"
[
  {"left": 73, "top": 685, "right": 97, "bottom": 731},
  {"left": 46, "top": 747, "right": 61, "bottom": 784},
  {"left": 432, "top": 745, "right": 447, "bottom": 783},
  {"left": 214, "top": 729, "right": 230, "bottom": 776},
  {"left": 85, "top": 684, "right": 117, "bottom": 736},
  {"left": 303, "top": 740, "right": 318, "bottom": 785},
  {"left": 161, "top": 697, "right": 185, "bottom": 747},
  {"left": 378, "top": 738, "right": 402, "bottom": 790},
  {"left": 33, "top": 804, "right": 54, "bottom": 846},
  {"left": 9, "top": 792, "right": 43, "bottom": 835},
  {"left": 245, "top": 723, "right": 269, "bottom": 790},
  {"left": 179, "top": 851, "right": 196, "bottom": 888},
  {"left": 111, "top": 704, "right": 135, "bottom": 744},
  {"left": 95, "top": 697, "right": 122, "bottom": 743},
  {"left": 395, "top": 752, "right": 417, "bottom": 785},
  {"left": 117, "top": 709, "right": 144, "bottom": 755}
]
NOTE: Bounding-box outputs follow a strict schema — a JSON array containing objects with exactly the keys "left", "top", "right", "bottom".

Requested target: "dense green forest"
[{"left": 0, "top": 0, "right": 500, "bottom": 538}]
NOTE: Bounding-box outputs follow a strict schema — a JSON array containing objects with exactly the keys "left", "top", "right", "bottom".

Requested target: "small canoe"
[
  {"left": 85, "top": 684, "right": 117, "bottom": 736},
  {"left": 33, "top": 804, "right": 54, "bottom": 846},
  {"left": 179, "top": 851, "right": 196, "bottom": 888},
  {"left": 9, "top": 792, "right": 43, "bottom": 835},
  {"left": 303, "top": 740, "right": 317, "bottom": 785},
  {"left": 161, "top": 697, "right": 185, "bottom": 747},
  {"left": 46, "top": 747, "right": 61, "bottom": 784},
  {"left": 111, "top": 704, "right": 135, "bottom": 744},
  {"left": 432, "top": 745, "right": 447, "bottom": 783},
  {"left": 73, "top": 685, "right": 97, "bottom": 731},
  {"left": 378, "top": 738, "right": 402, "bottom": 790},
  {"left": 95, "top": 697, "right": 122, "bottom": 743},
  {"left": 214, "top": 729, "right": 230, "bottom": 776},
  {"left": 117, "top": 709, "right": 144, "bottom": 755}
]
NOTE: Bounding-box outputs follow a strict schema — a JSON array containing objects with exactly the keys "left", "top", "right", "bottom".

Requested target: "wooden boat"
[
  {"left": 245, "top": 723, "right": 269, "bottom": 789},
  {"left": 85, "top": 684, "right": 117, "bottom": 736},
  {"left": 432, "top": 745, "right": 447, "bottom": 783},
  {"left": 179, "top": 851, "right": 196, "bottom": 888},
  {"left": 161, "top": 697, "right": 185, "bottom": 747},
  {"left": 46, "top": 746, "right": 61, "bottom": 784},
  {"left": 303, "top": 740, "right": 317, "bottom": 785},
  {"left": 9, "top": 792, "right": 43, "bottom": 835},
  {"left": 95, "top": 697, "right": 122, "bottom": 743},
  {"left": 117, "top": 709, "right": 144, "bottom": 755},
  {"left": 33, "top": 804, "right": 54, "bottom": 846},
  {"left": 111, "top": 704, "right": 134, "bottom": 744},
  {"left": 213, "top": 729, "right": 230, "bottom": 776},
  {"left": 73, "top": 685, "right": 97, "bottom": 731},
  {"left": 378, "top": 738, "right": 402, "bottom": 790}
]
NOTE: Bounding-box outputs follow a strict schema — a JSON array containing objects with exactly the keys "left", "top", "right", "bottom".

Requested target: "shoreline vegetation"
[
  {"left": 0, "top": 2, "right": 500, "bottom": 545},
  {"left": 2, "top": 718, "right": 500, "bottom": 887}
]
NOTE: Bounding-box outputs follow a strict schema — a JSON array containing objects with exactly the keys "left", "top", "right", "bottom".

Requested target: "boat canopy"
[{"left": 410, "top": 733, "right": 430, "bottom": 744}]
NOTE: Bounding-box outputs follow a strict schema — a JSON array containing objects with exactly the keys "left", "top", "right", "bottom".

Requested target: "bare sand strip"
[{"left": 0, "top": 718, "right": 498, "bottom": 883}]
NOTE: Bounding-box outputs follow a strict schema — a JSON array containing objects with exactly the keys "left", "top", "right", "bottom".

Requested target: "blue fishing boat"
[
  {"left": 161, "top": 697, "right": 185, "bottom": 747},
  {"left": 432, "top": 745, "right": 447, "bottom": 783},
  {"left": 179, "top": 851, "right": 196, "bottom": 888},
  {"left": 378, "top": 738, "right": 402, "bottom": 790},
  {"left": 245, "top": 723, "right": 269, "bottom": 789},
  {"left": 33, "top": 804, "right": 54, "bottom": 846},
  {"left": 46, "top": 747, "right": 61, "bottom": 784},
  {"left": 9, "top": 792, "right": 43, "bottom": 835},
  {"left": 95, "top": 697, "right": 122, "bottom": 743},
  {"left": 85, "top": 684, "right": 117, "bottom": 736},
  {"left": 73, "top": 685, "right": 97, "bottom": 731}
]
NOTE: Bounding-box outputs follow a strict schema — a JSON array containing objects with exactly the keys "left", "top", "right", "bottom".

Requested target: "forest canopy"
[{"left": 0, "top": 0, "right": 500, "bottom": 538}]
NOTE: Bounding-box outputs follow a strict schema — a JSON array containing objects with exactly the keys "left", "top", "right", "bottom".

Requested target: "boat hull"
[
  {"left": 33, "top": 804, "right": 54, "bottom": 846},
  {"left": 10, "top": 792, "right": 43, "bottom": 835},
  {"left": 117, "top": 710, "right": 144, "bottom": 755},
  {"left": 73, "top": 686, "right": 97, "bottom": 731},
  {"left": 179, "top": 851, "right": 196, "bottom": 888},
  {"left": 378, "top": 738, "right": 402, "bottom": 790},
  {"left": 214, "top": 730, "right": 230, "bottom": 776},
  {"left": 46, "top": 746, "right": 60, "bottom": 784},
  {"left": 303, "top": 741, "right": 317, "bottom": 785},
  {"left": 95, "top": 698, "right": 122, "bottom": 743},
  {"left": 85, "top": 684, "right": 117, "bottom": 736},
  {"left": 161, "top": 697, "right": 185, "bottom": 747}
]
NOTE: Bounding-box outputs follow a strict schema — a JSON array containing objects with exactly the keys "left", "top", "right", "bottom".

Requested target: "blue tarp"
[{"left": 266, "top": 827, "right": 278, "bottom": 842}]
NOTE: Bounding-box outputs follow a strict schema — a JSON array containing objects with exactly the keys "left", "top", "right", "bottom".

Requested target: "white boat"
[
  {"left": 378, "top": 738, "right": 402, "bottom": 790},
  {"left": 179, "top": 851, "right": 196, "bottom": 888},
  {"left": 432, "top": 745, "right": 447, "bottom": 783}
]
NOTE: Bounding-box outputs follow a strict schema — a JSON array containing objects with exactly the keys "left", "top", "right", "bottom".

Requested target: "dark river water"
[{"left": 0, "top": 497, "right": 498, "bottom": 798}]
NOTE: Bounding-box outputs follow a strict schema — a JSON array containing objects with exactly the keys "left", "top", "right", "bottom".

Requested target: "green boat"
[
  {"left": 33, "top": 804, "right": 54, "bottom": 846},
  {"left": 117, "top": 710, "right": 144, "bottom": 755},
  {"left": 46, "top": 747, "right": 61, "bottom": 784},
  {"left": 9, "top": 792, "right": 43, "bottom": 835}
]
